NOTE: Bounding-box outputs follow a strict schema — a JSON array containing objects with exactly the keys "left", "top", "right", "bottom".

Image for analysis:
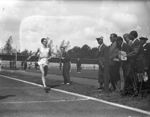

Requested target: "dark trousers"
[
  {"left": 63, "top": 62, "right": 71, "bottom": 84},
  {"left": 77, "top": 65, "right": 81, "bottom": 72},
  {"left": 109, "top": 62, "right": 120, "bottom": 90},
  {"left": 98, "top": 65, "right": 104, "bottom": 86},
  {"left": 122, "top": 62, "right": 131, "bottom": 91},
  {"left": 124, "top": 60, "right": 138, "bottom": 95},
  {"left": 103, "top": 47, "right": 110, "bottom": 92},
  {"left": 104, "top": 64, "right": 110, "bottom": 92}
]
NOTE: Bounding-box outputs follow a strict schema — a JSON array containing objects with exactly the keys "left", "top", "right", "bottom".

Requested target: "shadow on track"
[{"left": 0, "top": 95, "right": 16, "bottom": 100}]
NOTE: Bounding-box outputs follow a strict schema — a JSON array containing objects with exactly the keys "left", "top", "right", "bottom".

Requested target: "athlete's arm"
[{"left": 27, "top": 48, "right": 40, "bottom": 60}]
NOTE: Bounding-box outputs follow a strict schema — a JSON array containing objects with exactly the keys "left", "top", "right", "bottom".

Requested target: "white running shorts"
[{"left": 38, "top": 58, "right": 48, "bottom": 66}]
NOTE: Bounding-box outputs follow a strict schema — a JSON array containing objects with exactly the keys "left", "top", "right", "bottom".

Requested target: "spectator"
[
  {"left": 127, "top": 30, "right": 140, "bottom": 96},
  {"left": 59, "top": 61, "right": 62, "bottom": 71},
  {"left": 28, "top": 62, "right": 32, "bottom": 69},
  {"left": 35, "top": 62, "right": 38, "bottom": 70},
  {"left": 96, "top": 36, "right": 107, "bottom": 90},
  {"left": 24, "top": 60, "right": 27, "bottom": 71},
  {"left": 76, "top": 58, "right": 82, "bottom": 73},
  {"left": 143, "top": 38, "right": 150, "bottom": 85},
  {"left": 60, "top": 46, "right": 71, "bottom": 85},
  {"left": 123, "top": 33, "right": 133, "bottom": 47},
  {"left": 116, "top": 36, "right": 131, "bottom": 95},
  {"left": 137, "top": 37, "right": 149, "bottom": 93},
  {"left": 109, "top": 33, "right": 120, "bottom": 91},
  {"left": 21, "top": 61, "right": 24, "bottom": 70}
]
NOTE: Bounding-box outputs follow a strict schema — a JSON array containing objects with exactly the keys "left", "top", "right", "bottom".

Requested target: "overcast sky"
[{"left": 0, "top": 0, "right": 150, "bottom": 51}]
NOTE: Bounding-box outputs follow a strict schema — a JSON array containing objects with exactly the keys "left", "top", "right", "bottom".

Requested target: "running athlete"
[{"left": 27, "top": 38, "right": 52, "bottom": 93}]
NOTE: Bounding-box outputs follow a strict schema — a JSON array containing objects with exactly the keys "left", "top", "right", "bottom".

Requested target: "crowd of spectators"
[{"left": 96, "top": 30, "right": 150, "bottom": 97}]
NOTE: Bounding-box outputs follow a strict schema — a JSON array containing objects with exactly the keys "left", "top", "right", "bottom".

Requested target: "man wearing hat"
[{"left": 96, "top": 36, "right": 107, "bottom": 90}]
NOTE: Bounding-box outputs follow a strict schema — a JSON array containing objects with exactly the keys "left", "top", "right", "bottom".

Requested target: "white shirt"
[
  {"left": 132, "top": 38, "right": 140, "bottom": 45},
  {"left": 39, "top": 46, "right": 50, "bottom": 58}
]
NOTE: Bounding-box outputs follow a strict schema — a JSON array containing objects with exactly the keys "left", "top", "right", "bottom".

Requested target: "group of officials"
[{"left": 96, "top": 30, "right": 150, "bottom": 96}]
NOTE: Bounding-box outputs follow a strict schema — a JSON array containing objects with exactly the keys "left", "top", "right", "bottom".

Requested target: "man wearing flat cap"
[{"left": 96, "top": 36, "right": 107, "bottom": 90}]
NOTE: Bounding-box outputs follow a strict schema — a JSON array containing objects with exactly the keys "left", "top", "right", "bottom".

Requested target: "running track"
[{"left": 0, "top": 72, "right": 150, "bottom": 117}]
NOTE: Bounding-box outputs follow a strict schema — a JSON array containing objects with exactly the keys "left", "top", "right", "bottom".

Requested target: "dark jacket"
[
  {"left": 128, "top": 39, "right": 140, "bottom": 58},
  {"left": 61, "top": 52, "right": 71, "bottom": 63},
  {"left": 143, "top": 43, "right": 150, "bottom": 68}
]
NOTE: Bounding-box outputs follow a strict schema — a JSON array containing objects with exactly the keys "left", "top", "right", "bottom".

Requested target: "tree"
[
  {"left": 3, "top": 36, "right": 13, "bottom": 54},
  {"left": 90, "top": 47, "right": 98, "bottom": 59},
  {"left": 20, "top": 49, "right": 32, "bottom": 56},
  {"left": 80, "top": 44, "right": 91, "bottom": 58},
  {"left": 68, "top": 46, "right": 81, "bottom": 58}
]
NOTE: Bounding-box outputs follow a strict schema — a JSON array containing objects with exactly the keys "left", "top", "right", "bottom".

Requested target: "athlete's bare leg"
[{"left": 39, "top": 65, "right": 47, "bottom": 88}]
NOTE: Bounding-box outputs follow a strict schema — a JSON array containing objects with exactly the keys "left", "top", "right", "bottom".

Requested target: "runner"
[{"left": 27, "top": 38, "right": 52, "bottom": 93}]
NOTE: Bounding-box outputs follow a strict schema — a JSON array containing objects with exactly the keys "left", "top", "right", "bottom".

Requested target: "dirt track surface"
[{"left": 0, "top": 70, "right": 150, "bottom": 117}]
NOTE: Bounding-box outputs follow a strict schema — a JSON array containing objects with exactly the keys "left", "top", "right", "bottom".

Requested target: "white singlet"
[{"left": 38, "top": 46, "right": 50, "bottom": 66}]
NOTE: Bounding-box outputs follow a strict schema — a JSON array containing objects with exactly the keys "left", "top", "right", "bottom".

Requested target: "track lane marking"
[
  {"left": 0, "top": 98, "right": 88, "bottom": 104},
  {"left": 0, "top": 74, "right": 150, "bottom": 116},
  {"left": 0, "top": 87, "right": 39, "bottom": 89}
]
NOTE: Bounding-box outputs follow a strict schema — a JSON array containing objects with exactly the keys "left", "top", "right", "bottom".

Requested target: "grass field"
[{"left": 1, "top": 60, "right": 99, "bottom": 79}]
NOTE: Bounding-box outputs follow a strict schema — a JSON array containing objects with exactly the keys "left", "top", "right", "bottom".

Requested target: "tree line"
[{"left": 0, "top": 36, "right": 99, "bottom": 60}]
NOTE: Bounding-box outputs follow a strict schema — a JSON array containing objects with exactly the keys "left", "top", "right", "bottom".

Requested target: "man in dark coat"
[
  {"left": 143, "top": 38, "right": 150, "bottom": 79},
  {"left": 140, "top": 37, "right": 150, "bottom": 90},
  {"left": 61, "top": 46, "right": 71, "bottom": 85},
  {"left": 144, "top": 43, "right": 150, "bottom": 83},
  {"left": 76, "top": 58, "right": 81, "bottom": 73},
  {"left": 127, "top": 30, "right": 140, "bottom": 96},
  {"left": 96, "top": 36, "right": 107, "bottom": 89},
  {"left": 128, "top": 31, "right": 140, "bottom": 60}
]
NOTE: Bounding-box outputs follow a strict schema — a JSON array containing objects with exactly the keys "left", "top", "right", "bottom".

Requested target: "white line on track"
[
  {"left": 0, "top": 74, "right": 150, "bottom": 116},
  {"left": 0, "top": 98, "right": 88, "bottom": 104},
  {"left": 0, "top": 87, "right": 39, "bottom": 90}
]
